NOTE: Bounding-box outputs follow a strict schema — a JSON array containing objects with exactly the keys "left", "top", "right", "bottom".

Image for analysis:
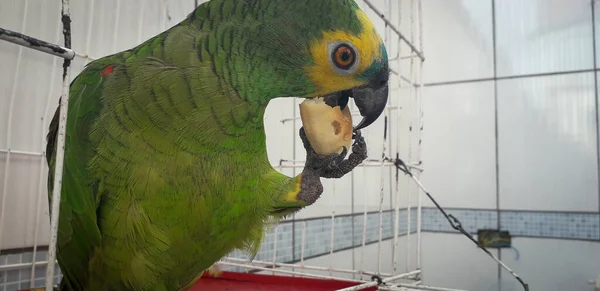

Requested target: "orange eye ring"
[{"left": 331, "top": 44, "right": 356, "bottom": 70}]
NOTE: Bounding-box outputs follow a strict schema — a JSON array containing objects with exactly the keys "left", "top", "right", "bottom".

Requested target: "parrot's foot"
[
  {"left": 300, "top": 127, "right": 347, "bottom": 171},
  {"left": 299, "top": 127, "right": 368, "bottom": 179},
  {"left": 293, "top": 127, "right": 367, "bottom": 206}
]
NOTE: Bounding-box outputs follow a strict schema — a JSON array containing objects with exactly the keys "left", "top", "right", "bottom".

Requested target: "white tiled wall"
[
  {"left": 420, "top": 0, "right": 494, "bottom": 84},
  {"left": 421, "top": 81, "right": 497, "bottom": 209},
  {"left": 495, "top": 0, "right": 594, "bottom": 77},
  {"left": 497, "top": 73, "right": 599, "bottom": 211}
]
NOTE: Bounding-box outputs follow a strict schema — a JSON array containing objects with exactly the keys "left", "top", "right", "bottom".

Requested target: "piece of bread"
[{"left": 299, "top": 97, "right": 353, "bottom": 156}]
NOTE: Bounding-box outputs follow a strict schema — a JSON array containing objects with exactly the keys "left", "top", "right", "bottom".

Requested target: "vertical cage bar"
[
  {"left": 291, "top": 97, "right": 298, "bottom": 269},
  {"left": 137, "top": 0, "right": 145, "bottom": 43},
  {"left": 300, "top": 221, "right": 306, "bottom": 270},
  {"left": 85, "top": 0, "right": 96, "bottom": 58},
  {"left": 377, "top": 0, "right": 391, "bottom": 275},
  {"left": 376, "top": 94, "right": 385, "bottom": 275},
  {"left": 359, "top": 178, "right": 368, "bottom": 280},
  {"left": 405, "top": 0, "right": 417, "bottom": 272},
  {"left": 392, "top": 0, "right": 403, "bottom": 276},
  {"left": 329, "top": 182, "right": 336, "bottom": 277},
  {"left": 359, "top": 0, "right": 368, "bottom": 279},
  {"left": 46, "top": 0, "right": 72, "bottom": 289},
  {"left": 23, "top": 2, "right": 52, "bottom": 276},
  {"left": 415, "top": 0, "right": 424, "bottom": 272},
  {"left": 271, "top": 225, "right": 278, "bottom": 275},
  {"left": 30, "top": 14, "right": 62, "bottom": 287},
  {"left": 112, "top": 0, "right": 122, "bottom": 53}
]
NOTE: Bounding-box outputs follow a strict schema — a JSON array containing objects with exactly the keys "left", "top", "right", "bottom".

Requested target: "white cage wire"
[{"left": 0, "top": 0, "right": 467, "bottom": 290}]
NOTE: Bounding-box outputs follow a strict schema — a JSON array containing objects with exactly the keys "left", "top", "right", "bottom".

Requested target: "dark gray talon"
[
  {"left": 299, "top": 127, "right": 312, "bottom": 151},
  {"left": 351, "top": 131, "right": 367, "bottom": 158},
  {"left": 299, "top": 126, "right": 366, "bottom": 179},
  {"left": 352, "top": 129, "right": 362, "bottom": 140}
]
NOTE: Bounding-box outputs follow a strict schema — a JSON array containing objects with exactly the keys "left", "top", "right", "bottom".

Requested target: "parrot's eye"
[
  {"left": 332, "top": 44, "right": 355, "bottom": 69},
  {"left": 328, "top": 42, "right": 359, "bottom": 75}
]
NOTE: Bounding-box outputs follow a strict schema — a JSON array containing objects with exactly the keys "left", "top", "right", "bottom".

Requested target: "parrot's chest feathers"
[{"left": 93, "top": 152, "right": 273, "bottom": 286}]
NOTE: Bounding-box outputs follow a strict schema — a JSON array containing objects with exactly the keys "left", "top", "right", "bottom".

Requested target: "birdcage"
[{"left": 0, "top": 0, "right": 469, "bottom": 290}]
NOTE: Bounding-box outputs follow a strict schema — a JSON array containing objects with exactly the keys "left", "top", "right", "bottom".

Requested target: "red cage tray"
[
  {"left": 25, "top": 271, "right": 378, "bottom": 291},
  {"left": 191, "top": 271, "right": 378, "bottom": 291}
]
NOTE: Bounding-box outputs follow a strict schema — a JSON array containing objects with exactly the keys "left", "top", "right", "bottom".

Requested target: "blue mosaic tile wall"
[
  {"left": 0, "top": 250, "right": 61, "bottom": 291},
  {"left": 421, "top": 208, "right": 600, "bottom": 241},
  {"left": 221, "top": 209, "right": 416, "bottom": 273},
  {"left": 499, "top": 211, "right": 600, "bottom": 240},
  {"left": 421, "top": 208, "right": 499, "bottom": 233},
  {"left": 1, "top": 208, "right": 598, "bottom": 290}
]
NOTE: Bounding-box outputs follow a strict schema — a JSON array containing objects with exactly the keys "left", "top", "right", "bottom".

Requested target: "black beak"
[
  {"left": 352, "top": 68, "right": 389, "bottom": 131},
  {"left": 320, "top": 66, "right": 389, "bottom": 131}
]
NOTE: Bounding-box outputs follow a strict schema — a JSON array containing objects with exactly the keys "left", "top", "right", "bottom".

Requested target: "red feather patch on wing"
[{"left": 101, "top": 65, "right": 114, "bottom": 76}]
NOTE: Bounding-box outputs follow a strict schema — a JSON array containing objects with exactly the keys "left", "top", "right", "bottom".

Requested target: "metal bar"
[
  {"left": 405, "top": 0, "right": 418, "bottom": 271},
  {"left": 350, "top": 100, "right": 356, "bottom": 279},
  {"left": 276, "top": 163, "right": 423, "bottom": 170},
  {"left": 329, "top": 182, "right": 336, "bottom": 277},
  {"left": 271, "top": 225, "right": 278, "bottom": 275},
  {"left": 0, "top": 149, "right": 43, "bottom": 157},
  {"left": 0, "top": 261, "right": 55, "bottom": 272},
  {"left": 217, "top": 261, "right": 369, "bottom": 284},
  {"left": 0, "top": 27, "right": 74, "bottom": 60},
  {"left": 137, "top": 0, "right": 145, "bottom": 43},
  {"left": 219, "top": 257, "right": 404, "bottom": 278},
  {"left": 399, "top": 55, "right": 420, "bottom": 60},
  {"left": 389, "top": 68, "right": 420, "bottom": 86},
  {"left": 300, "top": 221, "right": 306, "bottom": 269},
  {"left": 387, "top": 40, "right": 402, "bottom": 62},
  {"left": 377, "top": 2, "right": 390, "bottom": 269},
  {"left": 391, "top": 0, "right": 402, "bottom": 276},
  {"left": 392, "top": 283, "right": 468, "bottom": 291},
  {"left": 30, "top": 9, "right": 63, "bottom": 287},
  {"left": 291, "top": 97, "right": 298, "bottom": 263},
  {"left": 407, "top": 172, "right": 527, "bottom": 290},
  {"left": 376, "top": 88, "right": 388, "bottom": 274},
  {"left": 278, "top": 159, "right": 424, "bottom": 171},
  {"left": 22, "top": 7, "right": 51, "bottom": 270},
  {"left": 415, "top": 0, "right": 424, "bottom": 273},
  {"left": 74, "top": 51, "right": 96, "bottom": 61},
  {"left": 334, "top": 270, "right": 422, "bottom": 291},
  {"left": 362, "top": 0, "right": 425, "bottom": 61},
  {"left": 280, "top": 106, "right": 400, "bottom": 123},
  {"left": 111, "top": 0, "right": 122, "bottom": 53},
  {"left": 359, "top": 176, "right": 368, "bottom": 279},
  {"left": 393, "top": 103, "right": 404, "bottom": 265},
  {"left": 46, "top": 0, "right": 72, "bottom": 289},
  {"left": 490, "top": 0, "right": 503, "bottom": 287}
]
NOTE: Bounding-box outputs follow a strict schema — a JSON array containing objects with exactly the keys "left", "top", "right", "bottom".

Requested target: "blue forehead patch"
[{"left": 358, "top": 43, "right": 388, "bottom": 80}]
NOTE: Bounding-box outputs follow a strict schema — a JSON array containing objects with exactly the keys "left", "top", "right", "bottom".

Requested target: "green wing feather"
[{"left": 46, "top": 58, "right": 115, "bottom": 290}]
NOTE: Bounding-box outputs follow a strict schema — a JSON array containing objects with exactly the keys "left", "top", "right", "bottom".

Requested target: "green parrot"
[{"left": 44, "top": 0, "right": 389, "bottom": 290}]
